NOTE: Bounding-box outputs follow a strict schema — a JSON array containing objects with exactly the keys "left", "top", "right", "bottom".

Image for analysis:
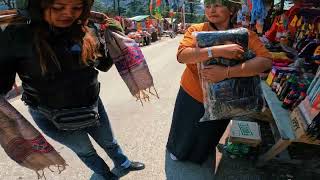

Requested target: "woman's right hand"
[{"left": 212, "top": 44, "right": 245, "bottom": 60}]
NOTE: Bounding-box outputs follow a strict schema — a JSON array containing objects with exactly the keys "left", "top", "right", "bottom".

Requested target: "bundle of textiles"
[{"left": 195, "top": 28, "right": 264, "bottom": 121}]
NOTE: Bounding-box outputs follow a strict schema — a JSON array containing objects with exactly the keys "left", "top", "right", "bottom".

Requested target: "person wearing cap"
[
  {"left": 166, "top": 0, "right": 272, "bottom": 164},
  {"left": 0, "top": 0, "right": 145, "bottom": 179}
]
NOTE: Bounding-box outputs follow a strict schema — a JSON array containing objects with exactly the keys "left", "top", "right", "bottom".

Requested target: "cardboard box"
[
  {"left": 298, "top": 98, "right": 320, "bottom": 125},
  {"left": 229, "top": 120, "right": 261, "bottom": 147},
  {"left": 290, "top": 107, "right": 320, "bottom": 144}
]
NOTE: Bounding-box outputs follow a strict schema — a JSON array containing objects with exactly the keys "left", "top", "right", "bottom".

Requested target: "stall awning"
[{"left": 129, "top": 15, "right": 150, "bottom": 22}]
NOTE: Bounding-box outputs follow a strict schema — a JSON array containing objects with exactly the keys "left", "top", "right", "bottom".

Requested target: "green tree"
[
  {"left": 126, "top": 0, "right": 148, "bottom": 17},
  {"left": 92, "top": 0, "right": 108, "bottom": 12}
]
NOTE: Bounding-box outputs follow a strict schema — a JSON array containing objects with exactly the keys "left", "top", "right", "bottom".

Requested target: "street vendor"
[{"left": 166, "top": 0, "right": 272, "bottom": 164}]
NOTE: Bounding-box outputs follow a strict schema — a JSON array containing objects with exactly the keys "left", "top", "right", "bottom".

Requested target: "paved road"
[{"left": 0, "top": 36, "right": 216, "bottom": 180}]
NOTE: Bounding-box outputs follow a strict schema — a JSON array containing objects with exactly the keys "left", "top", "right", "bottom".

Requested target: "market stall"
[
  {"left": 215, "top": 0, "right": 320, "bottom": 166},
  {"left": 127, "top": 15, "right": 161, "bottom": 46},
  {"left": 255, "top": 0, "right": 320, "bottom": 166}
]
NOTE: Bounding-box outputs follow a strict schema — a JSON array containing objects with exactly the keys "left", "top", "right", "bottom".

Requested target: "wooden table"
[{"left": 257, "top": 82, "right": 319, "bottom": 166}]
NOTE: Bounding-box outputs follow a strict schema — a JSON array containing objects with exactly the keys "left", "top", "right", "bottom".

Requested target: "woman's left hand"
[{"left": 200, "top": 65, "right": 228, "bottom": 83}]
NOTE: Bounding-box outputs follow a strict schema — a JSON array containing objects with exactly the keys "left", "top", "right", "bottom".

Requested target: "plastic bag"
[{"left": 194, "top": 28, "right": 265, "bottom": 122}]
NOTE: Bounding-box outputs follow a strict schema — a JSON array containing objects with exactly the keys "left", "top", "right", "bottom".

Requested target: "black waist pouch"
[{"left": 38, "top": 101, "right": 100, "bottom": 131}]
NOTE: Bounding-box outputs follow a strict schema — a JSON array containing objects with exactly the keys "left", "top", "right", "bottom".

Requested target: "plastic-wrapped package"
[{"left": 194, "top": 28, "right": 265, "bottom": 122}]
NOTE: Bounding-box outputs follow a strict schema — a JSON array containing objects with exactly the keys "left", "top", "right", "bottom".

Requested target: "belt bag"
[{"left": 38, "top": 102, "right": 100, "bottom": 131}]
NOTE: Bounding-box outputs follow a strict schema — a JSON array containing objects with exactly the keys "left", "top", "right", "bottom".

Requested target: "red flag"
[{"left": 156, "top": 0, "right": 161, "bottom": 7}]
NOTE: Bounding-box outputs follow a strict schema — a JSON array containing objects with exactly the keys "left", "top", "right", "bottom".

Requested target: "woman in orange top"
[{"left": 166, "top": 0, "right": 272, "bottom": 164}]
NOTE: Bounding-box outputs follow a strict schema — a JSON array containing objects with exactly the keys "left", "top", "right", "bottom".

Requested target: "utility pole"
[
  {"left": 117, "top": 0, "right": 120, "bottom": 16},
  {"left": 182, "top": 2, "right": 185, "bottom": 30}
]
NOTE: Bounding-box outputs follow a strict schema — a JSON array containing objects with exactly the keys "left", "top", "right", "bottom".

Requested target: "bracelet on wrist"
[
  {"left": 207, "top": 47, "right": 213, "bottom": 58},
  {"left": 226, "top": 66, "right": 230, "bottom": 79}
]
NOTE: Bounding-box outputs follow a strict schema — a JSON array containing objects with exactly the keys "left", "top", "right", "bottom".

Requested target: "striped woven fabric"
[{"left": 0, "top": 98, "right": 66, "bottom": 179}]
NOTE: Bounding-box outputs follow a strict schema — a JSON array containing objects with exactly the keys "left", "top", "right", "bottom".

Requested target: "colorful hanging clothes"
[
  {"left": 265, "top": 16, "right": 281, "bottom": 42},
  {"left": 250, "top": 0, "right": 267, "bottom": 25},
  {"left": 285, "top": 3, "right": 303, "bottom": 34}
]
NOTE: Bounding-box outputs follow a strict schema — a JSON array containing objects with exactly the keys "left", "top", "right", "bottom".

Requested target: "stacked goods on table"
[
  {"left": 263, "top": 1, "right": 320, "bottom": 112},
  {"left": 261, "top": 1, "right": 320, "bottom": 144},
  {"left": 266, "top": 65, "right": 314, "bottom": 111}
]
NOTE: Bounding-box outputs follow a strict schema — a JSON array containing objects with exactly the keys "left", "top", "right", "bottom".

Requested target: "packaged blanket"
[{"left": 195, "top": 28, "right": 264, "bottom": 121}]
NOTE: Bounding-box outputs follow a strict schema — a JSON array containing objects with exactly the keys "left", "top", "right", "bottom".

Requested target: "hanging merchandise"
[
  {"left": 256, "top": 19, "right": 264, "bottom": 34},
  {"left": 247, "top": 0, "right": 252, "bottom": 12},
  {"left": 250, "top": 0, "right": 268, "bottom": 25},
  {"left": 264, "top": 15, "right": 281, "bottom": 42},
  {"left": 275, "top": 14, "right": 288, "bottom": 42},
  {"left": 262, "top": 2, "right": 320, "bottom": 144},
  {"left": 239, "top": 2, "right": 251, "bottom": 28}
]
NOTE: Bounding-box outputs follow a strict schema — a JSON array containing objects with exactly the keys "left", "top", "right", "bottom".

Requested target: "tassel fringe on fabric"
[
  {"left": 0, "top": 99, "right": 67, "bottom": 179},
  {"left": 89, "top": 11, "right": 159, "bottom": 105}
]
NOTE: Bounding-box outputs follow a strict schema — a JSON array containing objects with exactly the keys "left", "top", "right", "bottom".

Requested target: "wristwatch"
[{"left": 207, "top": 47, "right": 213, "bottom": 58}]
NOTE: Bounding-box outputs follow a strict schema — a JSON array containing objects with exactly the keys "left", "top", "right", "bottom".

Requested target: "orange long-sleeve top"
[{"left": 177, "top": 22, "right": 272, "bottom": 103}]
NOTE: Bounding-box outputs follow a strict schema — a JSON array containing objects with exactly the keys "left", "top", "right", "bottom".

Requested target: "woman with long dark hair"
[{"left": 0, "top": 0, "right": 144, "bottom": 179}]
